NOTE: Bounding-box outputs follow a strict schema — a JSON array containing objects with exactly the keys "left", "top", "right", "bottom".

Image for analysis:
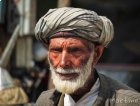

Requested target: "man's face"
[{"left": 48, "top": 37, "right": 95, "bottom": 94}]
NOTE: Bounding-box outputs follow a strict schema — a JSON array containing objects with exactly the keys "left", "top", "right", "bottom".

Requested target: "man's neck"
[{"left": 70, "top": 70, "right": 98, "bottom": 102}]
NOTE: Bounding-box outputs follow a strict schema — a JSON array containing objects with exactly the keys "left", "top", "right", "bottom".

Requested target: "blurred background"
[{"left": 0, "top": 0, "right": 140, "bottom": 104}]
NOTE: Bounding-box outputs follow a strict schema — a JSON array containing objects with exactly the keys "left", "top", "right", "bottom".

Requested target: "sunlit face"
[
  {"left": 48, "top": 37, "right": 95, "bottom": 94},
  {"left": 48, "top": 37, "right": 93, "bottom": 69}
]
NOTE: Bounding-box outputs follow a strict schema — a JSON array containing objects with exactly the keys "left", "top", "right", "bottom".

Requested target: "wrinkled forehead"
[
  {"left": 48, "top": 31, "right": 89, "bottom": 44},
  {"left": 49, "top": 36, "right": 90, "bottom": 47}
]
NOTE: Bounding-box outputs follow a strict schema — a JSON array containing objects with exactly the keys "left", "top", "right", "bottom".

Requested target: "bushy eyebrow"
[
  {"left": 49, "top": 45, "right": 87, "bottom": 51},
  {"left": 49, "top": 46, "right": 62, "bottom": 50},
  {"left": 68, "top": 46, "right": 85, "bottom": 52}
]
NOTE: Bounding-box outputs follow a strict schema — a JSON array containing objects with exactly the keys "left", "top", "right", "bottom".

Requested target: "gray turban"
[{"left": 35, "top": 7, "right": 114, "bottom": 47}]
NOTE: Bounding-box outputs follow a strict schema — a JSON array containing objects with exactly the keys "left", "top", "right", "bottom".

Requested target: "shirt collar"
[{"left": 64, "top": 78, "right": 100, "bottom": 106}]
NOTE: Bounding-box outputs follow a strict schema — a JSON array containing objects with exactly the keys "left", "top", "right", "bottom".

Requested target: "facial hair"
[{"left": 48, "top": 55, "right": 94, "bottom": 94}]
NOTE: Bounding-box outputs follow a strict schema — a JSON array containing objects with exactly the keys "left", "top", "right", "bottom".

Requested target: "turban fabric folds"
[{"left": 35, "top": 7, "right": 114, "bottom": 47}]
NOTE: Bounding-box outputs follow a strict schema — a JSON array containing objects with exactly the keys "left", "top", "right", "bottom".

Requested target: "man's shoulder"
[
  {"left": 38, "top": 89, "right": 55, "bottom": 100},
  {"left": 35, "top": 89, "right": 55, "bottom": 106},
  {"left": 97, "top": 73, "right": 140, "bottom": 105},
  {"left": 98, "top": 72, "right": 135, "bottom": 91},
  {"left": 116, "top": 89, "right": 140, "bottom": 99},
  {"left": 40, "top": 89, "right": 55, "bottom": 96},
  {"left": 116, "top": 89, "right": 140, "bottom": 96},
  {"left": 112, "top": 89, "right": 140, "bottom": 105}
]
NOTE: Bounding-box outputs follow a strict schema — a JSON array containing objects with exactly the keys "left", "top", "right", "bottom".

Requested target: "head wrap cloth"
[{"left": 35, "top": 7, "right": 114, "bottom": 47}]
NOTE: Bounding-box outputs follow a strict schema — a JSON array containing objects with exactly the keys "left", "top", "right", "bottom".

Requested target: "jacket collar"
[
  {"left": 93, "top": 72, "right": 113, "bottom": 105},
  {"left": 49, "top": 90, "right": 61, "bottom": 106}
]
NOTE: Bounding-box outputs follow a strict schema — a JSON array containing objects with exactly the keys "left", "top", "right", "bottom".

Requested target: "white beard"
[{"left": 49, "top": 55, "right": 94, "bottom": 94}]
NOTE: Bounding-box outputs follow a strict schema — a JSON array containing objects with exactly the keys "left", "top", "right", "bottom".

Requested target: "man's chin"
[
  {"left": 55, "top": 84, "right": 81, "bottom": 94},
  {"left": 50, "top": 54, "right": 94, "bottom": 94},
  {"left": 53, "top": 77, "right": 84, "bottom": 94}
]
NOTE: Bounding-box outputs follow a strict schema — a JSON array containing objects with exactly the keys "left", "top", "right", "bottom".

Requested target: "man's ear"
[{"left": 92, "top": 45, "right": 104, "bottom": 65}]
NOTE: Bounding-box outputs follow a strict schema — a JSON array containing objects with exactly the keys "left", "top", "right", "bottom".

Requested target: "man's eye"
[
  {"left": 50, "top": 48, "right": 62, "bottom": 52},
  {"left": 69, "top": 47, "right": 82, "bottom": 53}
]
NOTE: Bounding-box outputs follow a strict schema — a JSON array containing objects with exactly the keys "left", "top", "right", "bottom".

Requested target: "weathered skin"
[
  {"left": 48, "top": 37, "right": 104, "bottom": 69},
  {"left": 49, "top": 37, "right": 91, "bottom": 68},
  {"left": 47, "top": 36, "right": 104, "bottom": 101}
]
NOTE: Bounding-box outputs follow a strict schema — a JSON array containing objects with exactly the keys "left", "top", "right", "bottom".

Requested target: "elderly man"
[{"left": 35, "top": 7, "right": 140, "bottom": 106}]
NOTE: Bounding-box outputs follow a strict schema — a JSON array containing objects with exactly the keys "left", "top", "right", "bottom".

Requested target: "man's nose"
[{"left": 59, "top": 51, "right": 71, "bottom": 68}]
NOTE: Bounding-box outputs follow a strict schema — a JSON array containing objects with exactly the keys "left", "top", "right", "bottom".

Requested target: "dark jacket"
[{"left": 35, "top": 72, "right": 140, "bottom": 106}]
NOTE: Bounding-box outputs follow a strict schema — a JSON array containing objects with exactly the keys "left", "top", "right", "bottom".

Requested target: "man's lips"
[{"left": 56, "top": 72, "right": 79, "bottom": 80}]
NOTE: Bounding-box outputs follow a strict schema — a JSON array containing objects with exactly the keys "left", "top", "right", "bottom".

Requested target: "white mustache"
[
  {"left": 55, "top": 67, "right": 81, "bottom": 74},
  {"left": 49, "top": 54, "right": 94, "bottom": 94}
]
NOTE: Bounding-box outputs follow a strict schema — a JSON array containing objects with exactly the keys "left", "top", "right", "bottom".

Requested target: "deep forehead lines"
[{"left": 49, "top": 37, "right": 88, "bottom": 46}]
